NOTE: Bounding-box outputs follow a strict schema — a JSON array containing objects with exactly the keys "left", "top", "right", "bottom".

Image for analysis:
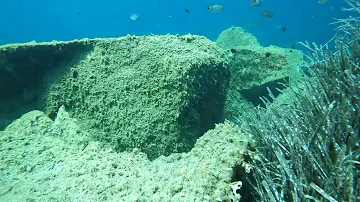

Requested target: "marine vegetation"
[{"left": 237, "top": 1, "right": 360, "bottom": 201}]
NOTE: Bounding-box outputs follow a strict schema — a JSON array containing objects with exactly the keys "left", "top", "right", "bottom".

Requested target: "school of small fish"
[
  {"left": 128, "top": 0, "right": 328, "bottom": 20},
  {"left": 128, "top": 0, "right": 329, "bottom": 34}
]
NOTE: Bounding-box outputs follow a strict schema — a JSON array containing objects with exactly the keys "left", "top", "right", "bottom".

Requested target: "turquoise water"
[
  {"left": 0, "top": 0, "right": 348, "bottom": 47},
  {"left": 0, "top": 1, "right": 359, "bottom": 201}
]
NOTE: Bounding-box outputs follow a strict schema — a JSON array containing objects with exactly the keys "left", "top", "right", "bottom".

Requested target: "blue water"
[{"left": 0, "top": 0, "right": 348, "bottom": 48}]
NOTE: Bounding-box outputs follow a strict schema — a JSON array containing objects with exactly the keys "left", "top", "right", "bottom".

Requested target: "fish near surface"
[
  {"left": 250, "top": 0, "right": 261, "bottom": 6},
  {"left": 208, "top": 5, "right": 224, "bottom": 12},
  {"left": 130, "top": 13, "right": 139, "bottom": 20},
  {"left": 261, "top": 11, "right": 274, "bottom": 18}
]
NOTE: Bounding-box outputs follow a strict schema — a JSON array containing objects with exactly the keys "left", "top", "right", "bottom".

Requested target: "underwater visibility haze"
[
  {"left": 0, "top": 0, "right": 349, "bottom": 47},
  {"left": 0, "top": 0, "right": 359, "bottom": 202}
]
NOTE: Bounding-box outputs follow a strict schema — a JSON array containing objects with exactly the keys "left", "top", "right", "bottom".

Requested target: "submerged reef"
[
  {"left": 44, "top": 35, "right": 231, "bottom": 160},
  {"left": 0, "top": 107, "right": 256, "bottom": 201},
  {"left": 0, "top": 19, "right": 358, "bottom": 201},
  {"left": 0, "top": 35, "right": 230, "bottom": 160},
  {"left": 216, "top": 26, "right": 305, "bottom": 119},
  {"left": 0, "top": 34, "right": 247, "bottom": 201}
]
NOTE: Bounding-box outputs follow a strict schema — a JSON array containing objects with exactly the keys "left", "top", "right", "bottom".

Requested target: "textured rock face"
[
  {"left": 0, "top": 108, "right": 255, "bottom": 202},
  {"left": 43, "top": 35, "right": 230, "bottom": 159},
  {"left": 0, "top": 40, "right": 93, "bottom": 130},
  {"left": 216, "top": 26, "right": 261, "bottom": 49},
  {"left": 215, "top": 26, "right": 305, "bottom": 119},
  {"left": 216, "top": 26, "right": 304, "bottom": 90}
]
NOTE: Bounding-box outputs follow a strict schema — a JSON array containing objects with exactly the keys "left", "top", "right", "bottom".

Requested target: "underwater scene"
[{"left": 0, "top": 0, "right": 359, "bottom": 201}]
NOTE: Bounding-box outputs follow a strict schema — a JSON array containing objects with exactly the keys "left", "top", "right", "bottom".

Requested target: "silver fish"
[
  {"left": 208, "top": 5, "right": 224, "bottom": 12},
  {"left": 261, "top": 11, "right": 274, "bottom": 18},
  {"left": 250, "top": 0, "right": 261, "bottom": 6},
  {"left": 130, "top": 13, "right": 139, "bottom": 21}
]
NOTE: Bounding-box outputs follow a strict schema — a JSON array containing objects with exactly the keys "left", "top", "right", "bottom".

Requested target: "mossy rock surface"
[
  {"left": 0, "top": 108, "right": 255, "bottom": 201},
  {"left": 216, "top": 26, "right": 260, "bottom": 49},
  {"left": 228, "top": 45, "right": 304, "bottom": 89},
  {"left": 44, "top": 35, "right": 230, "bottom": 159},
  {"left": 0, "top": 40, "right": 92, "bottom": 130},
  {"left": 215, "top": 27, "right": 306, "bottom": 119}
]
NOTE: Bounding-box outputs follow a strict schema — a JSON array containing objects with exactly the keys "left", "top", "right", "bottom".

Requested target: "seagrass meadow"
[{"left": 237, "top": 1, "right": 360, "bottom": 200}]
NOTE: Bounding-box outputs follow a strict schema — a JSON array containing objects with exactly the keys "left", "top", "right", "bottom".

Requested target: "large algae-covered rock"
[
  {"left": 225, "top": 45, "right": 304, "bottom": 117},
  {"left": 216, "top": 27, "right": 303, "bottom": 89},
  {"left": 44, "top": 35, "right": 230, "bottom": 159},
  {"left": 229, "top": 45, "right": 304, "bottom": 109},
  {"left": 228, "top": 45, "right": 304, "bottom": 89},
  {"left": 215, "top": 27, "right": 305, "bottom": 119},
  {"left": 0, "top": 107, "right": 256, "bottom": 201}
]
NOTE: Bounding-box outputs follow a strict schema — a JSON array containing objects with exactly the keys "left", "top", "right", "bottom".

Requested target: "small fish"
[
  {"left": 250, "top": 0, "right": 261, "bottom": 6},
  {"left": 130, "top": 13, "right": 139, "bottom": 21},
  {"left": 208, "top": 5, "right": 224, "bottom": 12},
  {"left": 184, "top": 8, "right": 190, "bottom": 13},
  {"left": 261, "top": 11, "right": 274, "bottom": 18},
  {"left": 281, "top": 26, "right": 286, "bottom": 32}
]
